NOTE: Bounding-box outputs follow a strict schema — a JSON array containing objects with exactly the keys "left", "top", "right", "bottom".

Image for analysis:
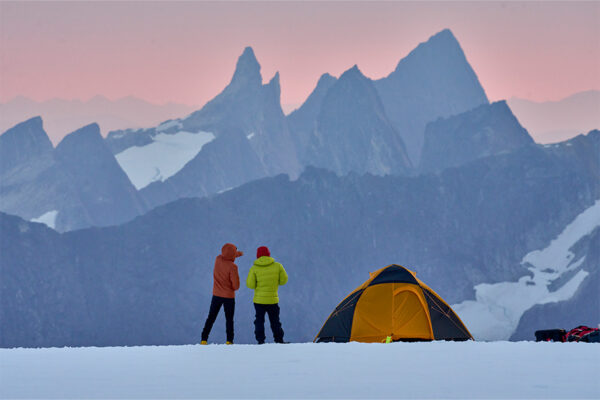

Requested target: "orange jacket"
[{"left": 212, "top": 243, "right": 242, "bottom": 298}]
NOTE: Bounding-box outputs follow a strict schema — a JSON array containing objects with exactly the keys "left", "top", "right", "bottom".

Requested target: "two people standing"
[{"left": 201, "top": 243, "right": 288, "bottom": 345}]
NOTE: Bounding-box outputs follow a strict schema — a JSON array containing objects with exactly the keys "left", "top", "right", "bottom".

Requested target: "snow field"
[
  {"left": 1, "top": 341, "right": 598, "bottom": 399},
  {"left": 115, "top": 131, "right": 215, "bottom": 190},
  {"left": 453, "top": 199, "right": 600, "bottom": 340},
  {"left": 30, "top": 210, "right": 58, "bottom": 229}
]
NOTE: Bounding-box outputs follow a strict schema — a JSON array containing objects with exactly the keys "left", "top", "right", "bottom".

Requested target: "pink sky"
[{"left": 1, "top": 1, "right": 599, "bottom": 109}]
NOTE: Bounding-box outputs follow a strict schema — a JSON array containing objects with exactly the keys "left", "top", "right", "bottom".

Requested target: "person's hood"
[
  {"left": 254, "top": 256, "right": 275, "bottom": 266},
  {"left": 221, "top": 243, "right": 242, "bottom": 261}
]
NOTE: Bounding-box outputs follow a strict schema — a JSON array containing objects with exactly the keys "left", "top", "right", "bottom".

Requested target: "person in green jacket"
[{"left": 246, "top": 246, "right": 288, "bottom": 344}]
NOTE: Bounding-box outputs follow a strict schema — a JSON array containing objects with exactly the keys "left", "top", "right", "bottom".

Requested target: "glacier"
[
  {"left": 114, "top": 131, "right": 215, "bottom": 190},
  {"left": 453, "top": 200, "right": 600, "bottom": 340},
  {"left": 30, "top": 210, "right": 58, "bottom": 230}
]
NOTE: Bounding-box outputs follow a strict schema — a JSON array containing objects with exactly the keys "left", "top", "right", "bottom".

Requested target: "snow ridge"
[{"left": 453, "top": 200, "right": 600, "bottom": 340}]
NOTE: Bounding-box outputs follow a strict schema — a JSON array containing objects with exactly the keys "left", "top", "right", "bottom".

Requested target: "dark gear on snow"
[{"left": 535, "top": 329, "right": 566, "bottom": 342}]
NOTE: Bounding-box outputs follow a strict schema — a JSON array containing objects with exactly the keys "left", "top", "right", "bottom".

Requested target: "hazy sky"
[{"left": 1, "top": 1, "right": 599, "bottom": 109}]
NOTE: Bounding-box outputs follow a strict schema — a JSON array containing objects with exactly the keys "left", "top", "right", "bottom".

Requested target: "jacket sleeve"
[
  {"left": 230, "top": 264, "right": 240, "bottom": 291},
  {"left": 279, "top": 264, "right": 288, "bottom": 286},
  {"left": 246, "top": 267, "right": 257, "bottom": 289}
]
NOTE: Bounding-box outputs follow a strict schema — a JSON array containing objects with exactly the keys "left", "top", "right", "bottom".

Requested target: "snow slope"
[
  {"left": 454, "top": 200, "right": 600, "bottom": 340},
  {"left": 114, "top": 131, "right": 215, "bottom": 190},
  {"left": 1, "top": 342, "right": 597, "bottom": 399},
  {"left": 30, "top": 210, "right": 58, "bottom": 230}
]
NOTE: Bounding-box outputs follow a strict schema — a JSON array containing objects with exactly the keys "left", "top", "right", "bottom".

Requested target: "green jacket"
[{"left": 246, "top": 256, "right": 288, "bottom": 304}]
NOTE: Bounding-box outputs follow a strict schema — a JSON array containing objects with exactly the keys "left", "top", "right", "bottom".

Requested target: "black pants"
[
  {"left": 254, "top": 303, "right": 284, "bottom": 343},
  {"left": 201, "top": 295, "right": 235, "bottom": 342}
]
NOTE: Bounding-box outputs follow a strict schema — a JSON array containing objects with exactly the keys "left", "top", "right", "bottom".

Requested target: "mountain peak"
[
  {"left": 317, "top": 73, "right": 336, "bottom": 86},
  {"left": 0, "top": 116, "right": 50, "bottom": 147},
  {"left": 430, "top": 28, "right": 457, "bottom": 43},
  {"left": 340, "top": 65, "right": 366, "bottom": 81},
  {"left": 395, "top": 28, "right": 462, "bottom": 72},
  {"left": 269, "top": 71, "right": 280, "bottom": 86},
  {"left": 230, "top": 46, "right": 262, "bottom": 88},
  {"left": 0, "top": 116, "right": 53, "bottom": 173},
  {"left": 241, "top": 46, "right": 256, "bottom": 60},
  {"left": 265, "top": 72, "right": 282, "bottom": 104},
  {"left": 374, "top": 28, "right": 489, "bottom": 165},
  {"left": 2, "top": 116, "right": 44, "bottom": 135},
  {"left": 56, "top": 123, "right": 103, "bottom": 152},
  {"left": 420, "top": 101, "right": 534, "bottom": 172}
]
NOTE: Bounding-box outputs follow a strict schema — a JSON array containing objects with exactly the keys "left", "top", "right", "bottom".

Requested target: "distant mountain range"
[
  {"left": 0, "top": 96, "right": 196, "bottom": 145},
  {"left": 507, "top": 90, "right": 600, "bottom": 144},
  {"left": 0, "top": 118, "right": 146, "bottom": 231},
  {"left": 2, "top": 29, "right": 595, "bottom": 234},
  {"left": 104, "top": 29, "right": 489, "bottom": 210}
]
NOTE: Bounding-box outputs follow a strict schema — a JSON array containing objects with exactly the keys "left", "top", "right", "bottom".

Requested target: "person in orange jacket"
[{"left": 201, "top": 243, "right": 242, "bottom": 345}]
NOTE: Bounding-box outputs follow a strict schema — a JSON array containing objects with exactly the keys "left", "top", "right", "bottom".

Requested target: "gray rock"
[
  {"left": 288, "top": 73, "right": 337, "bottom": 163},
  {"left": 420, "top": 101, "right": 534, "bottom": 173},
  {"left": 303, "top": 65, "right": 412, "bottom": 176},
  {"left": 0, "top": 116, "right": 53, "bottom": 175},
  {"left": 0, "top": 119, "right": 146, "bottom": 231},
  {"left": 53, "top": 123, "right": 146, "bottom": 231},
  {"left": 374, "top": 29, "right": 489, "bottom": 165}
]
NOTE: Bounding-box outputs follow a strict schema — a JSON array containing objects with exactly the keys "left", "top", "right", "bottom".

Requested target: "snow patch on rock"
[
  {"left": 115, "top": 131, "right": 215, "bottom": 190},
  {"left": 453, "top": 199, "right": 600, "bottom": 341},
  {"left": 30, "top": 210, "right": 58, "bottom": 230}
]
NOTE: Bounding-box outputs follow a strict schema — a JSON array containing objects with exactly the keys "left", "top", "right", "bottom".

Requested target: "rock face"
[
  {"left": 100, "top": 29, "right": 490, "bottom": 210},
  {"left": 2, "top": 131, "right": 597, "bottom": 347},
  {"left": 106, "top": 47, "right": 299, "bottom": 209},
  {"left": 53, "top": 124, "right": 146, "bottom": 230},
  {"left": 374, "top": 29, "right": 489, "bottom": 165},
  {"left": 0, "top": 118, "right": 146, "bottom": 231},
  {"left": 0, "top": 116, "right": 53, "bottom": 174},
  {"left": 287, "top": 73, "right": 337, "bottom": 164},
  {"left": 183, "top": 48, "right": 300, "bottom": 178},
  {"left": 420, "top": 101, "right": 534, "bottom": 173},
  {"left": 298, "top": 66, "right": 412, "bottom": 176}
]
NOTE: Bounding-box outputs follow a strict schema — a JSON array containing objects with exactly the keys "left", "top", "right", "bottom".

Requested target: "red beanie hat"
[{"left": 257, "top": 246, "right": 270, "bottom": 258}]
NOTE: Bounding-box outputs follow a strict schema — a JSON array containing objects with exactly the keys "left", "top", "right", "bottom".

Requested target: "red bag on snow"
[{"left": 565, "top": 326, "right": 600, "bottom": 342}]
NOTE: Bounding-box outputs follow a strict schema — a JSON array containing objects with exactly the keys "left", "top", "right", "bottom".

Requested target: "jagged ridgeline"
[
  {"left": 1, "top": 29, "right": 598, "bottom": 347},
  {"left": 1, "top": 29, "right": 493, "bottom": 230}
]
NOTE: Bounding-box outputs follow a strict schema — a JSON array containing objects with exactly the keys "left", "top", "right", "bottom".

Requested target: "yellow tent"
[{"left": 314, "top": 264, "right": 472, "bottom": 343}]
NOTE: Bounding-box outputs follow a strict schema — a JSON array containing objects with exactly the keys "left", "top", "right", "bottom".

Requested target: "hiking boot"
[
  {"left": 200, "top": 340, "right": 208, "bottom": 345},
  {"left": 226, "top": 341, "right": 233, "bottom": 345}
]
